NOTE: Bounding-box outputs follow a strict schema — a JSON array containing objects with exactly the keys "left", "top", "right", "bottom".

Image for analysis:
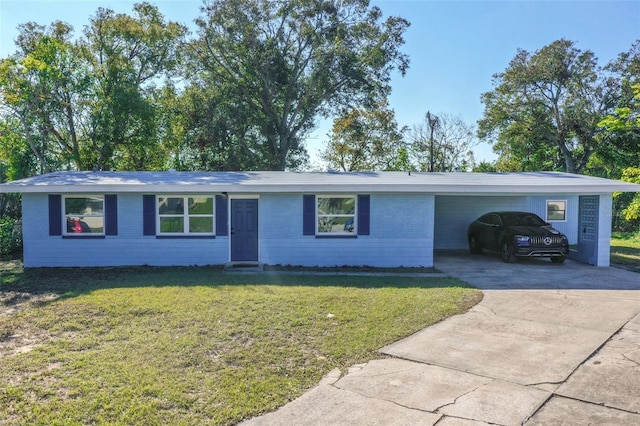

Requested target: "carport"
[{"left": 431, "top": 174, "right": 630, "bottom": 267}]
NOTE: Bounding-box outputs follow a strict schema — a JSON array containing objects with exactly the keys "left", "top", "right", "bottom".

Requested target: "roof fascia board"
[
  {"left": 2, "top": 171, "right": 640, "bottom": 194},
  {"left": 4, "top": 183, "right": 639, "bottom": 194}
]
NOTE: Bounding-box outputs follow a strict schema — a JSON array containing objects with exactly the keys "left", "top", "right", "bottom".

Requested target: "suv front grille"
[{"left": 530, "top": 235, "right": 565, "bottom": 246}]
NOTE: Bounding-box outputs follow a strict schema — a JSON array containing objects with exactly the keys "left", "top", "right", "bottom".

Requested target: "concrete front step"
[{"left": 223, "top": 262, "right": 264, "bottom": 273}]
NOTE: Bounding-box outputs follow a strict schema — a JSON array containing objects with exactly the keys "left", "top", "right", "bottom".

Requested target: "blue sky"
[{"left": 1, "top": 0, "right": 639, "bottom": 166}]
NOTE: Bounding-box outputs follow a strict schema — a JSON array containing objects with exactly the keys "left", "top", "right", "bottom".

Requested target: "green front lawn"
[
  {"left": 611, "top": 232, "right": 640, "bottom": 270},
  {"left": 0, "top": 263, "right": 481, "bottom": 425}
]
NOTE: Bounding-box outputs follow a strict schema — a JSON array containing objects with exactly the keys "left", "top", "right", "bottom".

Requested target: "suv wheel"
[
  {"left": 501, "top": 241, "right": 516, "bottom": 263},
  {"left": 468, "top": 235, "right": 482, "bottom": 254}
]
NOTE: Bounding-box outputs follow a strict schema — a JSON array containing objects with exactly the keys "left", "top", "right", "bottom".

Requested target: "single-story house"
[{"left": 1, "top": 170, "right": 639, "bottom": 268}]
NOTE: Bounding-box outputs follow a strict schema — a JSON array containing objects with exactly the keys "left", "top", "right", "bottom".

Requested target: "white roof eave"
[
  {"left": 1, "top": 171, "right": 639, "bottom": 194},
  {"left": 2, "top": 184, "right": 639, "bottom": 195}
]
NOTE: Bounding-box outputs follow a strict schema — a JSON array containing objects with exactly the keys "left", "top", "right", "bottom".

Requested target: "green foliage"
[
  {"left": 0, "top": 218, "right": 22, "bottom": 255},
  {"left": 321, "top": 100, "right": 408, "bottom": 171},
  {"left": 472, "top": 161, "right": 497, "bottom": 172},
  {"left": 0, "top": 162, "right": 23, "bottom": 222},
  {"left": 0, "top": 21, "right": 80, "bottom": 173},
  {"left": 0, "top": 3, "right": 186, "bottom": 174},
  {"left": 479, "top": 39, "right": 615, "bottom": 174},
  {"left": 189, "top": 0, "right": 410, "bottom": 170},
  {"left": 610, "top": 167, "right": 640, "bottom": 232},
  {"left": 167, "top": 83, "right": 278, "bottom": 171},
  {"left": 83, "top": 4, "right": 187, "bottom": 171},
  {"left": 619, "top": 168, "right": 640, "bottom": 221},
  {"left": 598, "top": 86, "right": 640, "bottom": 131},
  {"left": 0, "top": 264, "right": 480, "bottom": 424},
  {"left": 588, "top": 41, "right": 640, "bottom": 178},
  {"left": 321, "top": 107, "right": 478, "bottom": 172},
  {"left": 1, "top": 0, "right": 408, "bottom": 174},
  {"left": 0, "top": 119, "right": 37, "bottom": 180}
]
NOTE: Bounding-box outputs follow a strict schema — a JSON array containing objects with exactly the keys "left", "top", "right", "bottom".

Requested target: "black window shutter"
[
  {"left": 215, "top": 194, "right": 228, "bottom": 236},
  {"left": 357, "top": 195, "right": 370, "bottom": 236},
  {"left": 303, "top": 195, "right": 315, "bottom": 235},
  {"left": 105, "top": 194, "right": 118, "bottom": 236},
  {"left": 143, "top": 195, "right": 156, "bottom": 236},
  {"left": 48, "top": 194, "right": 62, "bottom": 236}
]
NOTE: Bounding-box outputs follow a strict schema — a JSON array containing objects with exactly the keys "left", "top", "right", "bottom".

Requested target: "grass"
[
  {"left": 0, "top": 263, "right": 481, "bottom": 425},
  {"left": 611, "top": 232, "right": 640, "bottom": 270}
]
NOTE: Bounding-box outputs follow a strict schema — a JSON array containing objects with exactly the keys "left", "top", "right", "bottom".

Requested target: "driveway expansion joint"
[
  {"left": 551, "top": 394, "right": 640, "bottom": 416},
  {"left": 383, "top": 354, "right": 522, "bottom": 385},
  {"left": 522, "top": 392, "right": 555, "bottom": 424},
  {"left": 526, "top": 380, "right": 564, "bottom": 387},
  {"left": 435, "top": 414, "right": 505, "bottom": 426}
]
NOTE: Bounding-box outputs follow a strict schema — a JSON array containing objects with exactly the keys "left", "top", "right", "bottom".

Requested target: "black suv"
[{"left": 468, "top": 211, "right": 569, "bottom": 263}]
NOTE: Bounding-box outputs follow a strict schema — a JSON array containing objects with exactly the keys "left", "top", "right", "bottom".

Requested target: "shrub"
[{"left": 0, "top": 218, "right": 22, "bottom": 256}]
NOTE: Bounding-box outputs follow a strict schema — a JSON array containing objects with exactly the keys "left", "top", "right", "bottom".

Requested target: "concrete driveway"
[{"left": 243, "top": 253, "right": 640, "bottom": 425}]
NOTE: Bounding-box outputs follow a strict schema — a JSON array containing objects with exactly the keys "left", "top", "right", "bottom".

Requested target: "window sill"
[
  {"left": 62, "top": 235, "right": 106, "bottom": 239},
  {"left": 155, "top": 235, "right": 216, "bottom": 239},
  {"left": 315, "top": 235, "right": 357, "bottom": 239}
]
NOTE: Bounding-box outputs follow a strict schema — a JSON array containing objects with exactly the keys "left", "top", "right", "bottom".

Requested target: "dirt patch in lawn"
[{"left": 0, "top": 291, "right": 60, "bottom": 357}]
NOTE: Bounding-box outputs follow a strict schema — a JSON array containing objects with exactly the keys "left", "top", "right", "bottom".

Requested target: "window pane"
[
  {"left": 65, "top": 197, "right": 103, "bottom": 215},
  {"left": 160, "top": 217, "right": 184, "bottom": 233},
  {"left": 66, "top": 217, "right": 104, "bottom": 233},
  {"left": 189, "top": 217, "right": 213, "bottom": 233},
  {"left": 159, "top": 197, "right": 184, "bottom": 215},
  {"left": 547, "top": 201, "right": 566, "bottom": 221},
  {"left": 189, "top": 197, "right": 213, "bottom": 215},
  {"left": 318, "top": 216, "right": 355, "bottom": 233},
  {"left": 317, "top": 197, "right": 355, "bottom": 215}
]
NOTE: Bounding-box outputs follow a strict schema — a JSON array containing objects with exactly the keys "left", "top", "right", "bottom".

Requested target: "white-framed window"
[
  {"left": 64, "top": 195, "right": 104, "bottom": 235},
  {"left": 157, "top": 196, "right": 214, "bottom": 235},
  {"left": 546, "top": 200, "right": 567, "bottom": 222},
  {"left": 317, "top": 195, "right": 356, "bottom": 235}
]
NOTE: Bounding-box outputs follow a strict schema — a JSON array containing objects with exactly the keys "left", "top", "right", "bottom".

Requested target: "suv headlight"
[{"left": 515, "top": 235, "right": 530, "bottom": 246}]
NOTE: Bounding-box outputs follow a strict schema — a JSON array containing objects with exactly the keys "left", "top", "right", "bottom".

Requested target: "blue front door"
[{"left": 231, "top": 199, "right": 258, "bottom": 262}]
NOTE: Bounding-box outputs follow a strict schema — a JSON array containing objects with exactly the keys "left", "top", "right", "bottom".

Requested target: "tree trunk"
[{"left": 21, "top": 116, "right": 50, "bottom": 174}]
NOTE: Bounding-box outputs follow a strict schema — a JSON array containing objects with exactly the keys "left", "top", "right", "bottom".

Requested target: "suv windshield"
[{"left": 502, "top": 213, "right": 546, "bottom": 227}]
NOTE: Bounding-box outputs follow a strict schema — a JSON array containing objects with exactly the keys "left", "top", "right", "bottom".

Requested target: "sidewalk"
[{"left": 242, "top": 254, "right": 640, "bottom": 425}]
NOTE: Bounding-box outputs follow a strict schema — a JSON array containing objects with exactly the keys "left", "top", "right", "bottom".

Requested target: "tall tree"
[
  {"left": 190, "top": 0, "right": 409, "bottom": 170},
  {"left": 0, "top": 3, "right": 186, "bottom": 174},
  {"left": 83, "top": 3, "right": 187, "bottom": 170},
  {"left": 0, "top": 21, "right": 89, "bottom": 172},
  {"left": 592, "top": 40, "right": 640, "bottom": 177},
  {"left": 478, "top": 39, "right": 616, "bottom": 174},
  {"left": 409, "top": 112, "right": 477, "bottom": 172},
  {"left": 320, "top": 100, "right": 407, "bottom": 171},
  {"left": 598, "top": 52, "right": 640, "bottom": 231}
]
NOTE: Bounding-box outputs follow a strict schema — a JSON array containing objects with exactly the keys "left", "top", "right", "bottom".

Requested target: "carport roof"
[{"left": 1, "top": 170, "right": 640, "bottom": 194}]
